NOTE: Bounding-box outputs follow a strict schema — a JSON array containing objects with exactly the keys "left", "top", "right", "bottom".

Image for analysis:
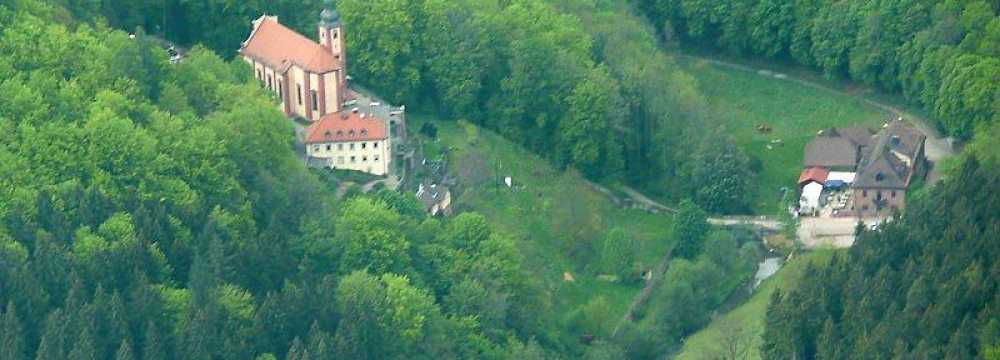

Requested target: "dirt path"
[{"left": 676, "top": 54, "right": 957, "bottom": 185}]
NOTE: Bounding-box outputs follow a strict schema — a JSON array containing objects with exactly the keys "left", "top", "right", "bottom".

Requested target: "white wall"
[
  {"left": 324, "top": 71, "right": 339, "bottom": 114},
  {"left": 306, "top": 138, "right": 392, "bottom": 175}
]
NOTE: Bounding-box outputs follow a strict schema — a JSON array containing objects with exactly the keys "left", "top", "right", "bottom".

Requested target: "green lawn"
[
  {"left": 676, "top": 58, "right": 889, "bottom": 214},
  {"left": 676, "top": 250, "right": 841, "bottom": 360},
  {"left": 410, "top": 115, "right": 675, "bottom": 349}
]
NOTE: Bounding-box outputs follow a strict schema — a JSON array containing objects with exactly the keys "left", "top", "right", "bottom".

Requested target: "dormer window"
[
  {"left": 324, "top": 130, "right": 332, "bottom": 138},
  {"left": 875, "top": 173, "right": 885, "bottom": 182},
  {"left": 336, "top": 130, "right": 344, "bottom": 137},
  {"left": 348, "top": 130, "right": 355, "bottom": 137},
  {"left": 361, "top": 130, "right": 368, "bottom": 137}
]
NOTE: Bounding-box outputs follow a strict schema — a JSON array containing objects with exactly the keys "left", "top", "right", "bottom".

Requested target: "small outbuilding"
[
  {"left": 416, "top": 181, "right": 453, "bottom": 217},
  {"left": 799, "top": 181, "right": 824, "bottom": 213}
]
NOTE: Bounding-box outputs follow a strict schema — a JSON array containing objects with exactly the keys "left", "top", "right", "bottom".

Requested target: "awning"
[
  {"left": 827, "top": 171, "right": 856, "bottom": 184},
  {"left": 825, "top": 180, "right": 847, "bottom": 189}
]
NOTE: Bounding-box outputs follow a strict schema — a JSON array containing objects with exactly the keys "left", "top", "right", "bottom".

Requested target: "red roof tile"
[
  {"left": 305, "top": 110, "right": 388, "bottom": 144},
  {"left": 240, "top": 16, "right": 341, "bottom": 74},
  {"left": 798, "top": 167, "right": 830, "bottom": 186}
]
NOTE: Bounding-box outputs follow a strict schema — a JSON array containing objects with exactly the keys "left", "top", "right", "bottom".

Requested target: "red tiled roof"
[
  {"left": 305, "top": 110, "right": 388, "bottom": 144},
  {"left": 798, "top": 167, "right": 830, "bottom": 186},
  {"left": 240, "top": 16, "right": 341, "bottom": 74}
]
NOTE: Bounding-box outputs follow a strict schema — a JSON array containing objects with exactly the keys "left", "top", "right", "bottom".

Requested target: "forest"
[
  {"left": 0, "top": 1, "right": 556, "bottom": 359},
  {"left": 2, "top": 0, "right": 999, "bottom": 359},
  {"left": 50, "top": 0, "right": 756, "bottom": 214},
  {"left": 633, "top": 0, "right": 1000, "bottom": 140}
]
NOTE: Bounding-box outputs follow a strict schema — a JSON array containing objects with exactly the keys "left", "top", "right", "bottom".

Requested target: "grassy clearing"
[
  {"left": 410, "top": 114, "right": 675, "bottom": 347},
  {"left": 675, "top": 57, "right": 889, "bottom": 214},
  {"left": 676, "top": 250, "right": 840, "bottom": 360}
]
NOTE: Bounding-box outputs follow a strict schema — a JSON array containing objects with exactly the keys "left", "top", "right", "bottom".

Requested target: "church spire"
[{"left": 320, "top": 0, "right": 339, "bottom": 28}]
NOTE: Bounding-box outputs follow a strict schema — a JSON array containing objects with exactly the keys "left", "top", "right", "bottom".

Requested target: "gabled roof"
[
  {"left": 837, "top": 126, "right": 876, "bottom": 149},
  {"left": 802, "top": 126, "right": 875, "bottom": 169},
  {"left": 240, "top": 15, "right": 341, "bottom": 74},
  {"left": 853, "top": 120, "right": 925, "bottom": 189},
  {"left": 881, "top": 119, "right": 925, "bottom": 160},
  {"left": 305, "top": 110, "right": 388, "bottom": 144},
  {"left": 804, "top": 135, "right": 859, "bottom": 168},
  {"left": 854, "top": 152, "right": 909, "bottom": 189},
  {"left": 798, "top": 167, "right": 830, "bottom": 186}
]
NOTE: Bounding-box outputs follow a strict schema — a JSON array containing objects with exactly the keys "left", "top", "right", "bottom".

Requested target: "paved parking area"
[{"left": 798, "top": 217, "right": 885, "bottom": 248}]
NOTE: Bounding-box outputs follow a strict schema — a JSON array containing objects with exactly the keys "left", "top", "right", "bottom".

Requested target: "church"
[{"left": 239, "top": 1, "right": 401, "bottom": 176}]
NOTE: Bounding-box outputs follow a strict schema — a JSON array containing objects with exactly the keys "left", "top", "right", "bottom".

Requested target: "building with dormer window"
[
  {"left": 240, "top": 0, "right": 405, "bottom": 176},
  {"left": 304, "top": 109, "right": 392, "bottom": 175}
]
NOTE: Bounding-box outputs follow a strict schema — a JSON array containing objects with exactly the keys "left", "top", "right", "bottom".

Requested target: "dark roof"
[
  {"left": 854, "top": 152, "right": 909, "bottom": 189},
  {"left": 804, "top": 135, "right": 858, "bottom": 168},
  {"left": 837, "top": 127, "right": 875, "bottom": 149},
  {"left": 853, "top": 120, "right": 926, "bottom": 189},
  {"left": 802, "top": 126, "right": 875, "bottom": 169},
  {"left": 881, "top": 119, "right": 925, "bottom": 160}
]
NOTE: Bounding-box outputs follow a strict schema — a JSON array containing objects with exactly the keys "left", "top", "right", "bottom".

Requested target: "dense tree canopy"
[
  {"left": 55, "top": 0, "right": 752, "bottom": 214},
  {"left": 0, "top": 1, "right": 554, "bottom": 358}
]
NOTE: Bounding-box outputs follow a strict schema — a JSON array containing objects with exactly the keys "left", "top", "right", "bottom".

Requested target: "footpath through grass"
[
  {"left": 676, "top": 57, "right": 888, "bottom": 214},
  {"left": 676, "top": 250, "right": 840, "bottom": 359},
  {"left": 411, "top": 115, "right": 676, "bottom": 349}
]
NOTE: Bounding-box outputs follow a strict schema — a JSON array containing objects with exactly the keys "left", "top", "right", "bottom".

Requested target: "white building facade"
[{"left": 304, "top": 110, "right": 392, "bottom": 176}]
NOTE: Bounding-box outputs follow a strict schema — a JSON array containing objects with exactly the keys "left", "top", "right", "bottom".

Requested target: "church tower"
[{"left": 318, "top": 0, "right": 345, "bottom": 64}]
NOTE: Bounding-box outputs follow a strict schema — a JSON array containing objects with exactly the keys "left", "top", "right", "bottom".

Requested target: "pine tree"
[
  {"left": 1, "top": 301, "right": 27, "bottom": 360},
  {"left": 35, "top": 310, "right": 68, "bottom": 360},
  {"left": 115, "top": 339, "right": 135, "bottom": 360},
  {"left": 106, "top": 292, "right": 131, "bottom": 357},
  {"left": 306, "top": 321, "right": 333, "bottom": 360},
  {"left": 141, "top": 321, "right": 166, "bottom": 360},
  {"left": 68, "top": 327, "right": 98, "bottom": 360},
  {"left": 816, "top": 317, "right": 840, "bottom": 360},
  {"left": 287, "top": 336, "right": 310, "bottom": 360}
]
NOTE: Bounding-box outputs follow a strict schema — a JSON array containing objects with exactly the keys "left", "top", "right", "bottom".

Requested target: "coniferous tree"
[
  {"left": 35, "top": 310, "right": 69, "bottom": 360},
  {"left": 287, "top": 336, "right": 311, "bottom": 360},
  {"left": 1, "top": 301, "right": 27, "bottom": 360},
  {"left": 68, "top": 327, "right": 98, "bottom": 360},
  {"left": 306, "top": 321, "right": 333, "bottom": 360},
  {"left": 141, "top": 321, "right": 166, "bottom": 360},
  {"left": 115, "top": 339, "right": 135, "bottom": 360}
]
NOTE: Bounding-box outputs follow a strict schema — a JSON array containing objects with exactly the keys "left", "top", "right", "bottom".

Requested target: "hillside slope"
[{"left": 762, "top": 156, "right": 999, "bottom": 359}]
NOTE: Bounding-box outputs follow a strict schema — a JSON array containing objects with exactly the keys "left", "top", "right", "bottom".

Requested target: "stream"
[{"left": 754, "top": 257, "right": 783, "bottom": 289}]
